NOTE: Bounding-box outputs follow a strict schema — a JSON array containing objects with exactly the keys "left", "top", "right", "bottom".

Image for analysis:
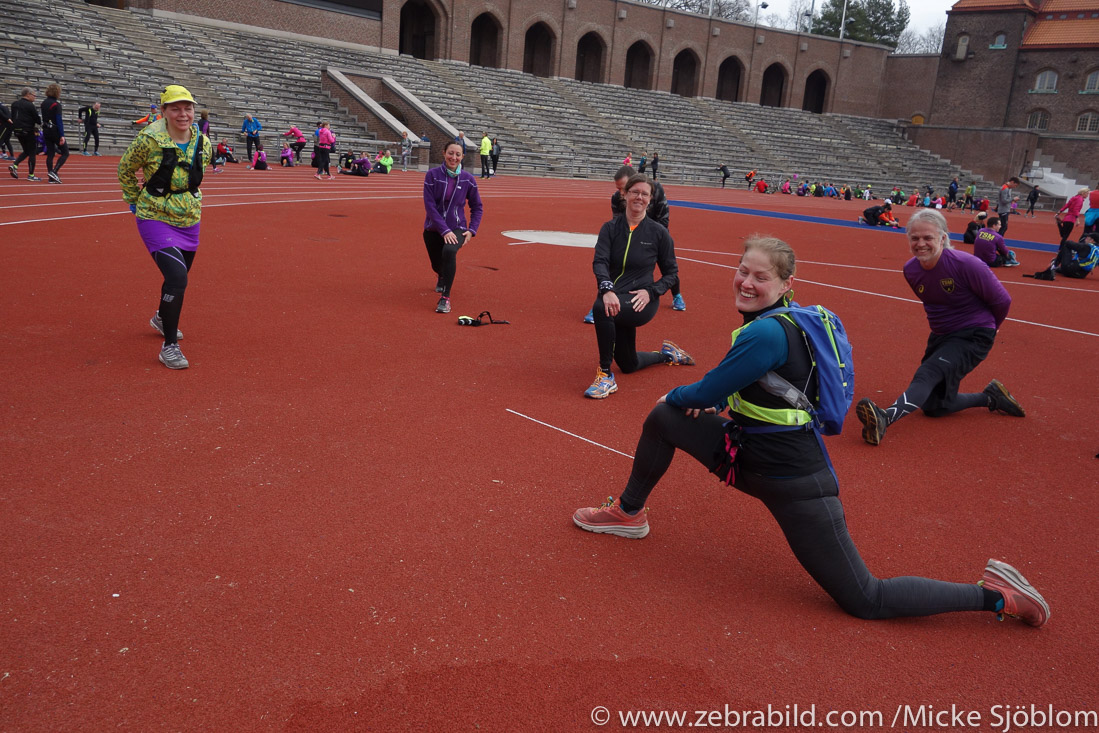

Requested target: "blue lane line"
[{"left": 668, "top": 199, "right": 1060, "bottom": 253}]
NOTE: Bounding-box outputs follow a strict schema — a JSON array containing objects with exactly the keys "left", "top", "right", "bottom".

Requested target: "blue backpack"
[{"left": 756, "top": 304, "right": 855, "bottom": 435}]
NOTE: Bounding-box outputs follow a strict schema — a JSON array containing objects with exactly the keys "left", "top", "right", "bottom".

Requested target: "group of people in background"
[{"left": 5, "top": 84, "right": 72, "bottom": 183}]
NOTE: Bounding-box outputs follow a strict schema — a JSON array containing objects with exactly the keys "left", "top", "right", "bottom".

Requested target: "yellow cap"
[{"left": 160, "top": 84, "right": 195, "bottom": 106}]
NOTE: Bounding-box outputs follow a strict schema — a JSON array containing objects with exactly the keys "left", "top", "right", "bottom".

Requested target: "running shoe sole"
[
  {"left": 158, "top": 351, "right": 190, "bottom": 369},
  {"left": 572, "top": 513, "right": 649, "bottom": 539},
  {"left": 982, "top": 559, "right": 1050, "bottom": 626},
  {"left": 855, "top": 398, "right": 886, "bottom": 445}
]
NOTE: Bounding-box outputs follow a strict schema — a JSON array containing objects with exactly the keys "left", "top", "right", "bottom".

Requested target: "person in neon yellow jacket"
[{"left": 479, "top": 132, "right": 491, "bottom": 179}]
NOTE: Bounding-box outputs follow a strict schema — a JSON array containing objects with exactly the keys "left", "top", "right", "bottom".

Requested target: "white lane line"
[
  {"left": 505, "top": 408, "right": 633, "bottom": 459},
  {"left": 679, "top": 255, "right": 1099, "bottom": 337}
]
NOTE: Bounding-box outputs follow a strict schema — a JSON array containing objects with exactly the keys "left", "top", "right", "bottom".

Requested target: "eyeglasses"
[{"left": 626, "top": 190, "right": 651, "bottom": 199}]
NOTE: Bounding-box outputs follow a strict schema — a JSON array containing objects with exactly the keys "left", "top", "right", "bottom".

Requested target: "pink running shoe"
[
  {"left": 979, "top": 559, "right": 1050, "bottom": 627},
  {"left": 573, "top": 496, "right": 649, "bottom": 539}
]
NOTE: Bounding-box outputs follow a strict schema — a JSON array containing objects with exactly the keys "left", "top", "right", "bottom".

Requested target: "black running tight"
[
  {"left": 591, "top": 294, "right": 665, "bottom": 373},
  {"left": 620, "top": 403, "right": 986, "bottom": 619},
  {"left": 423, "top": 230, "right": 462, "bottom": 296},
  {"left": 152, "top": 247, "right": 195, "bottom": 346}
]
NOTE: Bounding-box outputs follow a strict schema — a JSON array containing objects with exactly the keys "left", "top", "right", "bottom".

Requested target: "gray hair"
[
  {"left": 20, "top": 86, "right": 33, "bottom": 97},
  {"left": 907, "top": 208, "right": 953, "bottom": 249}
]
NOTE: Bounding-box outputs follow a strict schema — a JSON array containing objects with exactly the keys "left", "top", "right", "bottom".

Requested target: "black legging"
[
  {"left": 152, "top": 247, "right": 195, "bottom": 347},
  {"left": 44, "top": 134, "right": 69, "bottom": 175},
  {"left": 289, "top": 140, "right": 306, "bottom": 161},
  {"left": 619, "top": 403, "right": 986, "bottom": 619},
  {"left": 315, "top": 147, "right": 331, "bottom": 175},
  {"left": 592, "top": 293, "right": 665, "bottom": 373},
  {"left": 480, "top": 154, "right": 490, "bottom": 178},
  {"left": 246, "top": 136, "right": 260, "bottom": 160},
  {"left": 1056, "top": 218, "right": 1075, "bottom": 245},
  {"left": 884, "top": 328, "right": 994, "bottom": 423},
  {"left": 83, "top": 124, "right": 99, "bottom": 153},
  {"left": 999, "top": 212, "right": 1012, "bottom": 238},
  {"left": 1056, "top": 239, "right": 1093, "bottom": 277},
  {"left": 423, "top": 230, "right": 463, "bottom": 296},
  {"left": 0, "top": 124, "right": 13, "bottom": 156},
  {"left": 13, "top": 130, "right": 36, "bottom": 174}
]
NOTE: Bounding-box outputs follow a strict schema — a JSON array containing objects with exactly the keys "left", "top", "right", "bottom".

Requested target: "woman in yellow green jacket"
[{"left": 118, "top": 84, "right": 212, "bottom": 370}]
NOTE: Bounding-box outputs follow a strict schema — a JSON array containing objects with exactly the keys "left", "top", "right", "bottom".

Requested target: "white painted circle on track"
[{"left": 502, "top": 230, "right": 597, "bottom": 248}]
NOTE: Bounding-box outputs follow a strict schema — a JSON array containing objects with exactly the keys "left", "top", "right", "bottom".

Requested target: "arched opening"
[
  {"left": 523, "top": 22, "right": 556, "bottom": 77},
  {"left": 670, "top": 49, "right": 700, "bottom": 97},
  {"left": 399, "top": 0, "right": 437, "bottom": 60},
  {"left": 801, "top": 69, "right": 829, "bottom": 113},
  {"left": 715, "top": 56, "right": 743, "bottom": 102},
  {"left": 470, "top": 13, "right": 502, "bottom": 68},
  {"left": 380, "top": 102, "right": 407, "bottom": 127},
  {"left": 760, "top": 63, "right": 787, "bottom": 107},
  {"left": 624, "top": 41, "right": 654, "bottom": 90},
  {"left": 575, "top": 32, "right": 605, "bottom": 83}
]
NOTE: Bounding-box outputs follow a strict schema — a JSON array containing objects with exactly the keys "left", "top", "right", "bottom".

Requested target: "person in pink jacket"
[
  {"left": 283, "top": 125, "right": 307, "bottom": 162},
  {"left": 1055, "top": 187, "right": 1088, "bottom": 245},
  {"left": 314, "top": 122, "right": 335, "bottom": 179}
]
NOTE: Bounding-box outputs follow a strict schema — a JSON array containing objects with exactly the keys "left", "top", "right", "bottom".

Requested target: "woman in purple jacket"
[{"left": 422, "top": 140, "right": 483, "bottom": 314}]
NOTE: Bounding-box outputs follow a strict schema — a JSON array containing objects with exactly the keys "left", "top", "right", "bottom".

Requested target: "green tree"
[{"left": 812, "top": 0, "right": 910, "bottom": 47}]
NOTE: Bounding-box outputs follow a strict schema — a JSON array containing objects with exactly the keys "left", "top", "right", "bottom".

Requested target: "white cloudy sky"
[{"left": 759, "top": 0, "right": 954, "bottom": 33}]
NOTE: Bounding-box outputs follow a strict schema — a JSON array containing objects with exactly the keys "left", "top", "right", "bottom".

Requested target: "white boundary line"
[
  {"left": 679, "top": 255, "right": 1099, "bottom": 337},
  {"left": 505, "top": 408, "right": 633, "bottom": 458}
]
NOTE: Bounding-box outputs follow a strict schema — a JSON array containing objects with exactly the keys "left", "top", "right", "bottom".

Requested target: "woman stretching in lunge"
[{"left": 574, "top": 235, "right": 1049, "bottom": 627}]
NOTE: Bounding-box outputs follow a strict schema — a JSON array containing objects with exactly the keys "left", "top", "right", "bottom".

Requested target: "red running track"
[{"left": 2, "top": 159, "right": 1097, "bottom": 730}]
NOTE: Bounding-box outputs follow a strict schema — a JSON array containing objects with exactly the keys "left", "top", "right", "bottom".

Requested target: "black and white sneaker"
[
  {"left": 855, "top": 398, "right": 889, "bottom": 446},
  {"left": 47, "top": 171, "right": 62, "bottom": 184},
  {"left": 435, "top": 296, "right": 451, "bottom": 314},
  {"left": 8, "top": 164, "right": 16, "bottom": 179}
]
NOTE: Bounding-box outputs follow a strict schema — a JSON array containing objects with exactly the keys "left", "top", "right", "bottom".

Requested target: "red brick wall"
[
  {"left": 900, "top": 124, "right": 1037, "bottom": 184},
  {"left": 880, "top": 54, "right": 938, "bottom": 122},
  {"left": 136, "top": 0, "right": 891, "bottom": 117}
]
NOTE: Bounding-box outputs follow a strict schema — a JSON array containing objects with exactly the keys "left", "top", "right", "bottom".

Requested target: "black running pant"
[
  {"left": 289, "top": 140, "right": 306, "bottom": 161},
  {"left": 315, "top": 148, "right": 331, "bottom": 175},
  {"left": 83, "top": 124, "right": 99, "bottom": 153},
  {"left": 591, "top": 293, "right": 664, "bottom": 373},
  {"left": 44, "top": 133, "right": 69, "bottom": 174},
  {"left": 906, "top": 327, "right": 995, "bottom": 418},
  {"left": 1056, "top": 239, "right": 1092, "bottom": 277},
  {"left": 999, "top": 212, "right": 1012, "bottom": 237},
  {"left": 480, "top": 154, "right": 490, "bottom": 178},
  {"left": 1056, "top": 218, "right": 1075, "bottom": 245},
  {"left": 619, "top": 403, "right": 986, "bottom": 619},
  {"left": 423, "top": 230, "right": 463, "bottom": 296},
  {"left": 246, "top": 135, "right": 260, "bottom": 160},
  {"left": 152, "top": 247, "right": 196, "bottom": 346},
  {"left": 1026, "top": 200, "right": 1036, "bottom": 216},
  {"left": 13, "top": 129, "right": 36, "bottom": 174},
  {"left": 0, "top": 123, "right": 13, "bottom": 156}
]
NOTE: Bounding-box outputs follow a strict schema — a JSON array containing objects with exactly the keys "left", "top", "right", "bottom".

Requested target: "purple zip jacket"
[{"left": 422, "top": 165, "right": 483, "bottom": 236}]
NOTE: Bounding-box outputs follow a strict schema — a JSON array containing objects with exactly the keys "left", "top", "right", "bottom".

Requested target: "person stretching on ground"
[
  {"left": 422, "top": 140, "right": 483, "bottom": 314},
  {"left": 584, "top": 174, "right": 694, "bottom": 399},
  {"left": 855, "top": 209, "right": 1025, "bottom": 446},
  {"left": 859, "top": 201, "right": 898, "bottom": 227},
  {"left": 573, "top": 235, "right": 1049, "bottom": 628},
  {"left": 972, "top": 216, "right": 1019, "bottom": 268}
]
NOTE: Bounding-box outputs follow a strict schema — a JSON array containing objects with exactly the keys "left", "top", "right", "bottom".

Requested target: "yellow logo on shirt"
[{"left": 940, "top": 278, "right": 955, "bottom": 293}]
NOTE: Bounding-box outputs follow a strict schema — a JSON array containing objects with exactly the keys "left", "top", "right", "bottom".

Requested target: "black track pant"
[
  {"left": 0, "top": 124, "right": 13, "bottom": 155},
  {"left": 152, "top": 247, "right": 196, "bottom": 346},
  {"left": 885, "top": 327, "right": 994, "bottom": 424},
  {"left": 44, "top": 134, "right": 69, "bottom": 174},
  {"left": 592, "top": 293, "right": 665, "bottom": 373},
  {"left": 246, "top": 136, "right": 260, "bottom": 160},
  {"left": 290, "top": 140, "right": 305, "bottom": 161},
  {"left": 83, "top": 125, "right": 99, "bottom": 153},
  {"left": 1056, "top": 219, "right": 1075, "bottom": 246},
  {"left": 13, "top": 130, "right": 36, "bottom": 174},
  {"left": 315, "top": 148, "right": 331, "bottom": 175},
  {"left": 423, "top": 230, "right": 463, "bottom": 296},
  {"left": 1056, "top": 239, "right": 1093, "bottom": 277},
  {"left": 619, "top": 403, "right": 986, "bottom": 619},
  {"left": 999, "top": 212, "right": 1012, "bottom": 237}
]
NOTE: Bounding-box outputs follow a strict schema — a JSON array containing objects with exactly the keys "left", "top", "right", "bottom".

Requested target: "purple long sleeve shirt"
[
  {"left": 904, "top": 247, "right": 1011, "bottom": 333},
  {"left": 972, "top": 227, "right": 1008, "bottom": 265}
]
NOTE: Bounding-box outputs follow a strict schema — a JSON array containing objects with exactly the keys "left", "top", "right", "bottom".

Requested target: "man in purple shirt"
[
  {"left": 972, "top": 216, "right": 1019, "bottom": 268},
  {"left": 855, "top": 209, "right": 1025, "bottom": 446}
]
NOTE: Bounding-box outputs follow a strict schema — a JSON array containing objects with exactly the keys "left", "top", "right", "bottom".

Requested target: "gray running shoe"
[
  {"left": 26, "top": 175, "right": 41, "bottom": 182},
  {"left": 159, "top": 343, "right": 190, "bottom": 369},
  {"left": 8, "top": 164, "right": 16, "bottom": 179},
  {"left": 47, "top": 171, "right": 62, "bottom": 184},
  {"left": 435, "top": 296, "right": 451, "bottom": 314},
  {"left": 150, "top": 313, "right": 183, "bottom": 339}
]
